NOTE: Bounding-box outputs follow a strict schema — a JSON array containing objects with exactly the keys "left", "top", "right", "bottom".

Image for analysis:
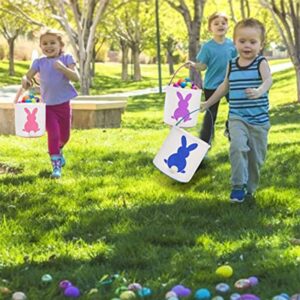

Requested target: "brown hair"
[
  {"left": 233, "top": 18, "right": 266, "bottom": 44},
  {"left": 208, "top": 12, "right": 228, "bottom": 30},
  {"left": 39, "top": 28, "right": 65, "bottom": 50}
]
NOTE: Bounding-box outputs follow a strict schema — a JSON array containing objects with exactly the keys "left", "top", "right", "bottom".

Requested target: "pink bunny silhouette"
[
  {"left": 171, "top": 91, "right": 192, "bottom": 122},
  {"left": 23, "top": 107, "right": 40, "bottom": 133}
]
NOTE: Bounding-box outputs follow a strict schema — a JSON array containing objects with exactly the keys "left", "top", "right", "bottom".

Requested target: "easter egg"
[
  {"left": 248, "top": 276, "right": 258, "bottom": 286},
  {"left": 41, "top": 274, "right": 53, "bottom": 283},
  {"left": 239, "top": 294, "right": 260, "bottom": 300},
  {"left": 272, "top": 296, "right": 289, "bottom": 300},
  {"left": 185, "top": 77, "right": 191, "bottom": 82},
  {"left": 137, "top": 287, "right": 152, "bottom": 297},
  {"left": 212, "top": 297, "right": 224, "bottom": 300},
  {"left": 195, "top": 288, "right": 211, "bottom": 300},
  {"left": 230, "top": 293, "right": 241, "bottom": 300},
  {"left": 166, "top": 291, "right": 178, "bottom": 299},
  {"left": 64, "top": 286, "right": 80, "bottom": 298},
  {"left": 186, "top": 82, "right": 192, "bottom": 88},
  {"left": 120, "top": 290, "right": 136, "bottom": 300},
  {"left": 291, "top": 295, "right": 300, "bottom": 300},
  {"left": 216, "top": 283, "right": 230, "bottom": 293},
  {"left": 59, "top": 280, "right": 72, "bottom": 289},
  {"left": 180, "top": 81, "right": 187, "bottom": 88},
  {"left": 12, "top": 292, "right": 27, "bottom": 300},
  {"left": 215, "top": 265, "right": 233, "bottom": 278},
  {"left": 168, "top": 297, "right": 179, "bottom": 300},
  {"left": 234, "top": 279, "right": 251, "bottom": 290},
  {"left": 171, "top": 284, "right": 191, "bottom": 297},
  {"left": 128, "top": 283, "right": 142, "bottom": 291},
  {"left": 0, "top": 286, "right": 11, "bottom": 294},
  {"left": 279, "top": 294, "right": 290, "bottom": 299}
]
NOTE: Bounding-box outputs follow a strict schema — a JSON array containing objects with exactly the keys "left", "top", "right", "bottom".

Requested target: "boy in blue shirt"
[{"left": 188, "top": 12, "right": 237, "bottom": 144}]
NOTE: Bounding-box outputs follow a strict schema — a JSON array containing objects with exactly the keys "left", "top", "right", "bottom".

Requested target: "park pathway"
[{"left": 0, "top": 62, "right": 293, "bottom": 101}]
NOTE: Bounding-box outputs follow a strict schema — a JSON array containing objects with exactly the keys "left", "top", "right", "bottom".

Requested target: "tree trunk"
[
  {"left": 167, "top": 51, "right": 174, "bottom": 75},
  {"left": 132, "top": 45, "right": 141, "bottom": 81},
  {"left": 8, "top": 38, "right": 15, "bottom": 76},
  {"left": 121, "top": 44, "right": 129, "bottom": 81},
  {"left": 296, "top": 65, "right": 300, "bottom": 103}
]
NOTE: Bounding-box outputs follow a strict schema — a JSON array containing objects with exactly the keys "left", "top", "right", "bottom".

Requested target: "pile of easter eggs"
[
  {"left": 173, "top": 77, "right": 199, "bottom": 89},
  {"left": 18, "top": 92, "right": 41, "bottom": 103}
]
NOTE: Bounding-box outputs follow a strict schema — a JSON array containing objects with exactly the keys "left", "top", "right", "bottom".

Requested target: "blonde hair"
[
  {"left": 233, "top": 18, "right": 266, "bottom": 45},
  {"left": 39, "top": 28, "right": 65, "bottom": 51},
  {"left": 208, "top": 12, "right": 228, "bottom": 30}
]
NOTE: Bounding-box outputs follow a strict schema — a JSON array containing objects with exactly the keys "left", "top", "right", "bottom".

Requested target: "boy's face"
[
  {"left": 40, "top": 34, "right": 61, "bottom": 58},
  {"left": 234, "top": 27, "right": 263, "bottom": 60},
  {"left": 209, "top": 17, "right": 228, "bottom": 37}
]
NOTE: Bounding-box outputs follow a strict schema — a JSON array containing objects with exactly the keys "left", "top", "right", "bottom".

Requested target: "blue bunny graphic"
[{"left": 164, "top": 135, "right": 198, "bottom": 173}]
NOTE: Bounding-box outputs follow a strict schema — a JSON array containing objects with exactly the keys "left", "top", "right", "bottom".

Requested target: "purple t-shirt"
[{"left": 32, "top": 53, "right": 78, "bottom": 105}]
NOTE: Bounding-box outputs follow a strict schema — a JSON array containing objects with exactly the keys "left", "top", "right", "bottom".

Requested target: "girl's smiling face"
[
  {"left": 234, "top": 27, "right": 263, "bottom": 61},
  {"left": 40, "top": 34, "right": 62, "bottom": 58}
]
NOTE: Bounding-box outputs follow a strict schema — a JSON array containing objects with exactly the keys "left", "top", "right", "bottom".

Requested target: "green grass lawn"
[{"left": 0, "top": 63, "right": 299, "bottom": 300}]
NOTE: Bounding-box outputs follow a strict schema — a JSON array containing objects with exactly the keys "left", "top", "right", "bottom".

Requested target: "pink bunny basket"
[
  {"left": 14, "top": 87, "right": 45, "bottom": 138},
  {"left": 164, "top": 64, "right": 202, "bottom": 128}
]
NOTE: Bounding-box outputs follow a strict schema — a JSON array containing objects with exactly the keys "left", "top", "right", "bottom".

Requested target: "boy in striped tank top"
[{"left": 200, "top": 18, "right": 273, "bottom": 203}]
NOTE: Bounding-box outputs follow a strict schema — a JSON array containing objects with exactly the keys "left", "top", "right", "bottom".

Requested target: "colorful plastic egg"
[
  {"left": 248, "top": 276, "right": 259, "bottom": 286},
  {"left": 230, "top": 293, "right": 241, "bottom": 300},
  {"left": 216, "top": 283, "right": 230, "bottom": 293},
  {"left": 64, "top": 285, "right": 80, "bottom": 298},
  {"left": 41, "top": 274, "right": 53, "bottom": 283},
  {"left": 234, "top": 279, "right": 251, "bottom": 290},
  {"left": 279, "top": 293, "right": 290, "bottom": 299},
  {"left": 273, "top": 296, "right": 289, "bottom": 300},
  {"left": 59, "top": 280, "right": 72, "bottom": 289},
  {"left": 120, "top": 290, "right": 136, "bottom": 300},
  {"left": 195, "top": 288, "right": 211, "bottom": 300},
  {"left": 0, "top": 286, "right": 11, "bottom": 294},
  {"left": 137, "top": 287, "right": 152, "bottom": 297},
  {"left": 128, "top": 283, "right": 142, "bottom": 291},
  {"left": 12, "top": 292, "right": 27, "bottom": 300},
  {"left": 212, "top": 297, "right": 224, "bottom": 300},
  {"left": 215, "top": 265, "right": 233, "bottom": 278},
  {"left": 171, "top": 284, "right": 191, "bottom": 297},
  {"left": 239, "top": 294, "right": 260, "bottom": 300},
  {"left": 180, "top": 81, "right": 187, "bottom": 88},
  {"left": 166, "top": 291, "right": 178, "bottom": 299},
  {"left": 291, "top": 295, "right": 300, "bottom": 300}
]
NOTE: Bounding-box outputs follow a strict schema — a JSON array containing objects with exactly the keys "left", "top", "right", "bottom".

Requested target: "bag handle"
[
  {"left": 168, "top": 63, "right": 202, "bottom": 89},
  {"left": 175, "top": 108, "right": 215, "bottom": 143},
  {"left": 15, "top": 77, "right": 43, "bottom": 104}
]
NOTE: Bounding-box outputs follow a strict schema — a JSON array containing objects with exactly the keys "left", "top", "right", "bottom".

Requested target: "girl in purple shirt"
[{"left": 22, "top": 29, "right": 80, "bottom": 179}]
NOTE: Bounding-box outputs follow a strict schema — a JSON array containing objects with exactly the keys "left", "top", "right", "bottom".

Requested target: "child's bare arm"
[
  {"left": 186, "top": 60, "right": 207, "bottom": 71},
  {"left": 245, "top": 60, "right": 272, "bottom": 99},
  {"left": 54, "top": 61, "right": 80, "bottom": 82},
  {"left": 22, "top": 68, "right": 37, "bottom": 89},
  {"left": 200, "top": 65, "right": 230, "bottom": 111}
]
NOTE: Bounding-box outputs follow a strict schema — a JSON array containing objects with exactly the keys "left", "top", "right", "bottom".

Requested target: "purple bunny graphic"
[
  {"left": 164, "top": 135, "right": 198, "bottom": 173},
  {"left": 23, "top": 107, "right": 40, "bottom": 133},
  {"left": 171, "top": 91, "right": 192, "bottom": 122}
]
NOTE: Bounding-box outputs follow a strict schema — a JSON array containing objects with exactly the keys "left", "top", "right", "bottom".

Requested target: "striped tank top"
[{"left": 228, "top": 55, "right": 269, "bottom": 125}]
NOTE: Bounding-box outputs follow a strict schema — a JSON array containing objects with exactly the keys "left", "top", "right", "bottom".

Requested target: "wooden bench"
[{"left": 0, "top": 95, "right": 127, "bottom": 135}]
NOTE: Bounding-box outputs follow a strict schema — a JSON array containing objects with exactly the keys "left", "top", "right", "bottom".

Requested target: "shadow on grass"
[
  {"left": 270, "top": 102, "right": 300, "bottom": 126},
  {"left": 1, "top": 193, "right": 300, "bottom": 299}
]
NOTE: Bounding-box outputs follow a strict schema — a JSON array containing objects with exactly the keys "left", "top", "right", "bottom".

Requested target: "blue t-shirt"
[
  {"left": 32, "top": 53, "right": 78, "bottom": 105},
  {"left": 196, "top": 38, "right": 237, "bottom": 89}
]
